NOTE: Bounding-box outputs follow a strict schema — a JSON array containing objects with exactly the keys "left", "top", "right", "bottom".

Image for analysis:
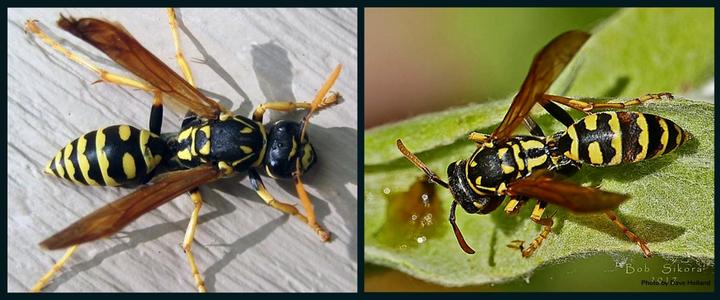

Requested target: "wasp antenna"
[
  {"left": 396, "top": 139, "right": 449, "bottom": 189},
  {"left": 450, "top": 201, "right": 475, "bottom": 254},
  {"left": 300, "top": 64, "right": 343, "bottom": 143}
]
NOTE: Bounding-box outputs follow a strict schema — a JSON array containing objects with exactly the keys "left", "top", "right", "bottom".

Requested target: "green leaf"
[{"left": 364, "top": 8, "right": 714, "bottom": 287}]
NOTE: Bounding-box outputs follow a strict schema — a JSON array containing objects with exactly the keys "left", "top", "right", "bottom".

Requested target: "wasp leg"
[
  {"left": 504, "top": 197, "right": 527, "bottom": 215},
  {"left": 182, "top": 188, "right": 207, "bottom": 292},
  {"left": 507, "top": 201, "right": 552, "bottom": 257},
  {"left": 523, "top": 117, "right": 545, "bottom": 136},
  {"left": 543, "top": 93, "right": 673, "bottom": 113},
  {"left": 252, "top": 92, "right": 341, "bottom": 122},
  {"left": 30, "top": 245, "right": 79, "bottom": 292},
  {"left": 24, "top": 20, "right": 154, "bottom": 92},
  {"left": 148, "top": 91, "right": 164, "bottom": 134},
  {"left": 167, "top": 8, "right": 195, "bottom": 87},
  {"left": 249, "top": 168, "right": 330, "bottom": 241},
  {"left": 605, "top": 210, "right": 652, "bottom": 258},
  {"left": 468, "top": 132, "right": 489, "bottom": 147}
]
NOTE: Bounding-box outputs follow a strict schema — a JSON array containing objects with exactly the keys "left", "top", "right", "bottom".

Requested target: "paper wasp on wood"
[
  {"left": 23, "top": 9, "right": 345, "bottom": 292},
  {"left": 397, "top": 31, "right": 691, "bottom": 258}
]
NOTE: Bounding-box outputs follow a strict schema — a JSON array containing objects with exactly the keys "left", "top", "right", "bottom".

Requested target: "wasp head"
[
  {"left": 447, "top": 160, "right": 503, "bottom": 214},
  {"left": 264, "top": 120, "right": 317, "bottom": 178}
]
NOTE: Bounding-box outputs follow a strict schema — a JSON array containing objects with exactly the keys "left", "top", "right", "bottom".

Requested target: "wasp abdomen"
[
  {"left": 559, "top": 112, "right": 691, "bottom": 166},
  {"left": 45, "top": 125, "right": 167, "bottom": 186}
]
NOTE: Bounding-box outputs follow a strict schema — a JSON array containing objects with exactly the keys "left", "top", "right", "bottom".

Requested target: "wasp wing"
[
  {"left": 57, "top": 16, "right": 225, "bottom": 119},
  {"left": 40, "top": 165, "right": 222, "bottom": 250},
  {"left": 491, "top": 31, "right": 590, "bottom": 142},
  {"left": 505, "top": 171, "right": 628, "bottom": 213}
]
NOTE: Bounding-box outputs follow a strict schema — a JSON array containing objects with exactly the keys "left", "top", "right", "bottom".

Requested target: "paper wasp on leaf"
[
  {"left": 397, "top": 31, "right": 690, "bottom": 258},
  {"left": 25, "top": 9, "right": 343, "bottom": 292}
]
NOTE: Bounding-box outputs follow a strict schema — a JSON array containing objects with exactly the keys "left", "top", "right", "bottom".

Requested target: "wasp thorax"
[
  {"left": 264, "top": 120, "right": 317, "bottom": 178},
  {"left": 447, "top": 160, "right": 503, "bottom": 214}
]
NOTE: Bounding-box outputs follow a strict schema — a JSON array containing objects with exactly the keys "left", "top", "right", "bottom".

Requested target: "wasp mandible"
[{"left": 397, "top": 31, "right": 690, "bottom": 258}]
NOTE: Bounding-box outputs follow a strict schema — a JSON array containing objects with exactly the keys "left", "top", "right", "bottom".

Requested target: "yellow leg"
[
  {"left": 605, "top": 210, "right": 652, "bottom": 258},
  {"left": 182, "top": 189, "right": 207, "bottom": 292},
  {"left": 249, "top": 169, "right": 330, "bottom": 241},
  {"left": 543, "top": 93, "right": 673, "bottom": 113},
  {"left": 31, "top": 245, "right": 79, "bottom": 292},
  {"left": 504, "top": 198, "right": 525, "bottom": 215},
  {"left": 468, "top": 131, "right": 490, "bottom": 147},
  {"left": 252, "top": 92, "right": 340, "bottom": 122},
  {"left": 167, "top": 8, "right": 195, "bottom": 87},
  {"left": 24, "top": 20, "right": 154, "bottom": 91},
  {"left": 507, "top": 201, "right": 553, "bottom": 257}
]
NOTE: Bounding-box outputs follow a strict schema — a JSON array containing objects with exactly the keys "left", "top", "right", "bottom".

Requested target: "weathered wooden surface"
[{"left": 8, "top": 8, "right": 357, "bottom": 292}]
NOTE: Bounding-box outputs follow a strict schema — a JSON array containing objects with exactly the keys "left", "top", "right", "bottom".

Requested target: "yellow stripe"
[
  {"left": 658, "top": 118, "right": 669, "bottom": 156},
  {"left": 512, "top": 144, "right": 524, "bottom": 171},
  {"left": 53, "top": 150, "right": 64, "bottom": 178},
  {"left": 584, "top": 114, "right": 598, "bottom": 131},
  {"left": 635, "top": 114, "right": 649, "bottom": 161},
  {"left": 607, "top": 112, "right": 622, "bottom": 165},
  {"left": 674, "top": 124, "right": 683, "bottom": 146},
  {"left": 497, "top": 182, "right": 507, "bottom": 194},
  {"left": 497, "top": 147, "right": 508, "bottom": 160},
  {"left": 199, "top": 141, "right": 211, "bottom": 155},
  {"left": 76, "top": 134, "right": 98, "bottom": 185},
  {"left": 190, "top": 127, "right": 198, "bottom": 155},
  {"left": 501, "top": 164, "right": 515, "bottom": 174},
  {"left": 178, "top": 149, "right": 193, "bottom": 161},
  {"left": 288, "top": 139, "right": 297, "bottom": 160},
  {"left": 240, "top": 127, "right": 253, "bottom": 134},
  {"left": 122, "top": 152, "right": 136, "bottom": 179},
  {"left": 467, "top": 175, "right": 489, "bottom": 195},
  {"left": 199, "top": 125, "right": 211, "bottom": 138},
  {"left": 564, "top": 125, "right": 579, "bottom": 161},
  {"left": 178, "top": 127, "right": 193, "bottom": 141},
  {"left": 44, "top": 158, "right": 53, "bottom": 175},
  {"left": 240, "top": 145, "right": 253, "bottom": 154},
  {"left": 96, "top": 128, "right": 118, "bottom": 186},
  {"left": 301, "top": 144, "right": 313, "bottom": 169},
  {"left": 526, "top": 156, "right": 547, "bottom": 171},
  {"left": 139, "top": 130, "right": 153, "bottom": 171},
  {"left": 119, "top": 125, "right": 131, "bottom": 141},
  {"left": 252, "top": 123, "right": 267, "bottom": 168},
  {"left": 520, "top": 139, "right": 547, "bottom": 171},
  {"left": 218, "top": 161, "right": 234, "bottom": 175},
  {"left": 63, "top": 143, "right": 81, "bottom": 184},
  {"left": 519, "top": 139, "right": 545, "bottom": 150},
  {"left": 232, "top": 116, "right": 255, "bottom": 129},
  {"left": 587, "top": 141, "right": 604, "bottom": 164},
  {"left": 469, "top": 161, "right": 477, "bottom": 167},
  {"left": 232, "top": 155, "right": 253, "bottom": 166}
]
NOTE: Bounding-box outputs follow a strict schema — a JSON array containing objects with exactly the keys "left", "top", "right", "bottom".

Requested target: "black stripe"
[
  {"left": 67, "top": 138, "right": 88, "bottom": 185},
  {"left": 83, "top": 131, "right": 106, "bottom": 186},
  {"left": 617, "top": 112, "right": 640, "bottom": 163},
  {"left": 57, "top": 144, "right": 71, "bottom": 181},
  {"left": 576, "top": 113, "right": 616, "bottom": 165},
  {"left": 105, "top": 125, "right": 150, "bottom": 184},
  {"left": 644, "top": 115, "right": 665, "bottom": 159},
  {"left": 664, "top": 119, "right": 679, "bottom": 155},
  {"left": 102, "top": 126, "right": 127, "bottom": 183},
  {"left": 48, "top": 154, "right": 60, "bottom": 177}
]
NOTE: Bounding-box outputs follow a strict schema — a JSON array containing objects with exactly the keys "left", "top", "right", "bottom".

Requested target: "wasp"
[
  {"left": 397, "top": 31, "right": 691, "bottom": 258},
  {"left": 25, "top": 9, "right": 343, "bottom": 292}
]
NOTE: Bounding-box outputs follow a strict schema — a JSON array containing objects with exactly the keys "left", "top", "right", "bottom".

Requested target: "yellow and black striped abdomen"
[
  {"left": 559, "top": 112, "right": 691, "bottom": 166},
  {"left": 44, "top": 125, "right": 168, "bottom": 186}
]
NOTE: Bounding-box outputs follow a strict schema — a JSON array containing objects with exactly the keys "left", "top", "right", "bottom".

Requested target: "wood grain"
[{"left": 8, "top": 8, "right": 357, "bottom": 292}]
